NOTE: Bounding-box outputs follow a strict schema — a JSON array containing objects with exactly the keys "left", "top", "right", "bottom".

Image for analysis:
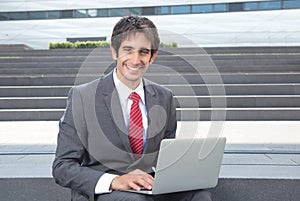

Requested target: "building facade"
[{"left": 0, "top": 0, "right": 299, "bottom": 49}]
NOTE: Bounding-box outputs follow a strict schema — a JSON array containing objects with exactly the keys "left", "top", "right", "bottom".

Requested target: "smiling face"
[{"left": 111, "top": 32, "right": 158, "bottom": 90}]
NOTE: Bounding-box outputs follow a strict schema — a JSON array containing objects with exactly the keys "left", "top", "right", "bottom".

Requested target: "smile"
[{"left": 125, "top": 63, "right": 144, "bottom": 71}]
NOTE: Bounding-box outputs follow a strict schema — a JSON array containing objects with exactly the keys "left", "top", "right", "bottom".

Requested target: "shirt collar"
[{"left": 113, "top": 68, "right": 145, "bottom": 105}]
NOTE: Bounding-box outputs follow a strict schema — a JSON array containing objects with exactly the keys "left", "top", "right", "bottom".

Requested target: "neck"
[
  {"left": 124, "top": 79, "right": 141, "bottom": 90},
  {"left": 115, "top": 70, "right": 142, "bottom": 90}
]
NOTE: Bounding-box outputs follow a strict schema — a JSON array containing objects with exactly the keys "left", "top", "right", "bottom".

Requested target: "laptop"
[{"left": 124, "top": 137, "right": 226, "bottom": 195}]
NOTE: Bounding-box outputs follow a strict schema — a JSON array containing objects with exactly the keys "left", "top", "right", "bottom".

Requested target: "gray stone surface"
[
  {"left": 1, "top": 178, "right": 300, "bottom": 201},
  {"left": 0, "top": 121, "right": 299, "bottom": 200},
  {"left": 210, "top": 178, "right": 300, "bottom": 201}
]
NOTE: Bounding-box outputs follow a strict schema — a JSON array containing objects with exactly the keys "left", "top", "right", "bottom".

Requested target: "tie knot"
[{"left": 129, "top": 92, "right": 140, "bottom": 103}]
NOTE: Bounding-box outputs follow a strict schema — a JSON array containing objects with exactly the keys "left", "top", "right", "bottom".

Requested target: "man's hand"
[{"left": 110, "top": 169, "right": 154, "bottom": 191}]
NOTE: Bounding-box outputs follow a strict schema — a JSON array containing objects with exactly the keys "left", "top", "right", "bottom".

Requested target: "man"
[{"left": 52, "top": 16, "right": 212, "bottom": 201}]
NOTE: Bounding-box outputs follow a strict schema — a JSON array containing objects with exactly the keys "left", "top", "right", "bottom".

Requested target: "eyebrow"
[
  {"left": 122, "top": 45, "right": 133, "bottom": 50},
  {"left": 122, "top": 46, "right": 150, "bottom": 52}
]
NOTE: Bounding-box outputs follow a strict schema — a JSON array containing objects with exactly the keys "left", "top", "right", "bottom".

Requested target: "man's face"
[{"left": 111, "top": 32, "right": 158, "bottom": 89}]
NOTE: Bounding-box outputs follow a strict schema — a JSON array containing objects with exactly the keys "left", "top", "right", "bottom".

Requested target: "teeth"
[
  {"left": 128, "top": 66, "right": 139, "bottom": 71},
  {"left": 126, "top": 64, "right": 142, "bottom": 71}
]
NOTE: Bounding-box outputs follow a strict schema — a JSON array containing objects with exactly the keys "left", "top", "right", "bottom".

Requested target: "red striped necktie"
[{"left": 128, "top": 92, "right": 144, "bottom": 156}]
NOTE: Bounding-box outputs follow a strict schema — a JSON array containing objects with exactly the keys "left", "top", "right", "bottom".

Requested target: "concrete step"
[
  {"left": 202, "top": 46, "right": 300, "bottom": 54},
  {"left": 1, "top": 64, "right": 300, "bottom": 74},
  {"left": 1, "top": 108, "right": 300, "bottom": 121},
  {"left": 0, "top": 61, "right": 111, "bottom": 69},
  {"left": 1, "top": 54, "right": 299, "bottom": 65},
  {"left": 0, "top": 86, "right": 71, "bottom": 97},
  {"left": 0, "top": 109, "right": 64, "bottom": 121},
  {"left": 1, "top": 46, "right": 300, "bottom": 56},
  {"left": 175, "top": 95, "right": 300, "bottom": 108},
  {"left": 0, "top": 56, "right": 89, "bottom": 63},
  {"left": 0, "top": 67, "right": 82, "bottom": 75},
  {"left": 0, "top": 178, "right": 298, "bottom": 201},
  {"left": 1, "top": 96, "right": 300, "bottom": 109},
  {"left": 0, "top": 48, "right": 97, "bottom": 57},
  {"left": 1, "top": 84, "right": 300, "bottom": 97},
  {"left": 177, "top": 108, "right": 300, "bottom": 121},
  {"left": 168, "top": 84, "right": 300, "bottom": 96},
  {"left": 0, "top": 73, "right": 299, "bottom": 86},
  {"left": 0, "top": 97, "right": 66, "bottom": 109}
]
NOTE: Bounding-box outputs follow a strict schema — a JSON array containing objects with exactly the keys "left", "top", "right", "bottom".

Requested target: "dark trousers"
[{"left": 96, "top": 189, "right": 212, "bottom": 201}]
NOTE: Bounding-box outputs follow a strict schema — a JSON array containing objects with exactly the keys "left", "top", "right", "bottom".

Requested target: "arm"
[
  {"left": 164, "top": 91, "right": 177, "bottom": 139},
  {"left": 52, "top": 87, "right": 103, "bottom": 199}
]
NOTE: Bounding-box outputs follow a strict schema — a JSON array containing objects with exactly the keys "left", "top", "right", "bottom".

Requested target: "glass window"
[
  {"left": 61, "top": 10, "right": 73, "bottom": 18},
  {"left": 9, "top": 12, "right": 28, "bottom": 20},
  {"left": 87, "top": 9, "right": 97, "bottom": 17},
  {"left": 284, "top": 0, "right": 300, "bottom": 8},
  {"left": 0, "top": 13, "right": 9, "bottom": 20},
  {"left": 108, "top": 8, "right": 128, "bottom": 17},
  {"left": 75, "top": 10, "right": 88, "bottom": 18},
  {"left": 97, "top": 9, "right": 107, "bottom": 17},
  {"left": 130, "top": 8, "right": 142, "bottom": 15},
  {"left": 29, "top": 11, "right": 46, "bottom": 20},
  {"left": 171, "top": 5, "right": 190, "bottom": 14},
  {"left": 229, "top": 3, "right": 243, "bottom": 12},
  {"left": 244, "top": 2, "right": 259, "bottom": 10},
  {"left": 192, "top": 4, "right": 212, "bottom": 13},
  {"left": 48, "top": 11, "right": 59, "bottom": 19},
  {"left": 156, "top": 6, "right": 169, "bottom": 15},
  {"left": 143, "top": 7, "right": 155, "bottom": 15},
  {"left": 260, "top": 1, "right": 281, "bottom": 10},
  {"left": 214, "top": 4, "right": 227, "bottom": 12}
]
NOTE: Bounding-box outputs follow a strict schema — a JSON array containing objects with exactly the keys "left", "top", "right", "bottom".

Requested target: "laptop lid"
[
  {"left": 151, "top": 137, "right": 226, "bottom": 194},
  {"left": 124, "top": 137, "right": 226, "bottom": 195}
]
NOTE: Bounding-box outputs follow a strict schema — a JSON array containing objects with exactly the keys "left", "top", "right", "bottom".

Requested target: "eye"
[
  {"left": 123, "top": 47, "right": 132, "bottom": 52},
  {"left": 140, "top": 49, "right": 150, "bottom": 56}
]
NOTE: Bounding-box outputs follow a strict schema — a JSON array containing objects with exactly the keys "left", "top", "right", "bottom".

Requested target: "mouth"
[{"left": 125, "top": 63, "right": 144, "bottom": 71}]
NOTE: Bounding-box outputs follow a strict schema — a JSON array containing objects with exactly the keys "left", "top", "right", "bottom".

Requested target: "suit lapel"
[
  {"left": 143, "top": 79, "right": 162, "bottom": 154},
  {"left": 99, "top": 73, "right": 163, "bottom": 165},
  {"left": 100, "top": 72, "right": 133, "bottom": 158}
]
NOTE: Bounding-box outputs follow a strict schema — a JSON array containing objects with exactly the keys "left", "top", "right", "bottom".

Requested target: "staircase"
[
  {"left": 0, "top": 47, "right": 300, "bottom": 201},
  {"left": 0, "top": 47, "right": 300, "bottom": 121}
]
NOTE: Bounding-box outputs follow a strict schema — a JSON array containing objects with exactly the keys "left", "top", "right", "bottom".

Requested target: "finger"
[
  {"left": 146, "top": 174, "right": 154, "bottom": 181},
  {"left": 144, "top": 177, "right": 154, "bottom": 189},
  {"left": 135, "top": 176, "right": 153, "bottom": 190},
  {"left": 128, "top": 180, "right": 142, "bottom": 191}
]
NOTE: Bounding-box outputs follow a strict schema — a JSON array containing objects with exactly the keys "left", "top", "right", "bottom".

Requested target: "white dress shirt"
[{"left": 95, "top": 69, "right": 148, "bottom": 194}]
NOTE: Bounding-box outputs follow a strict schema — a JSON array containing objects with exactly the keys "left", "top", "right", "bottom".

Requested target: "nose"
[{"left": 131, "top": 51, "right": 141, "bottom": 65}]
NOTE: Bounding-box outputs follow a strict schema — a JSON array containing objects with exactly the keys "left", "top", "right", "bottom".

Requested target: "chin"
[{"left": 125, "top": 75, "right": 142, "bottom": 82}]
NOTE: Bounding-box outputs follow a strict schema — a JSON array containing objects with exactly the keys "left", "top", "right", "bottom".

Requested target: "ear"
[
  {"left": 110, "top": 45, "right": 117, "bottom": 60},
  {"left": 149, "top": 50, "right": 158, "bottom": 64}
]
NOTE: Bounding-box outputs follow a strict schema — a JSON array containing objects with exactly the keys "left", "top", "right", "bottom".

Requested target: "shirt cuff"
[{"left": 95, "top": 173, "right": 119, "bottom": 194}]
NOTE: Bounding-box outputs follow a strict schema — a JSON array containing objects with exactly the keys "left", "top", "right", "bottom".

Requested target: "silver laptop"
[{"left": 124, "top": 137, "right": 226, "bottom": 195}]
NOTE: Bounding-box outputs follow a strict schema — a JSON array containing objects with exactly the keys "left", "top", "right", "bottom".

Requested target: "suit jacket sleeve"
[
  {"left": 52, "top": 87, "right": 102, "bottom": 201},
  {"left": 165, "top": 90, "right": 177, "bottom": 139}
]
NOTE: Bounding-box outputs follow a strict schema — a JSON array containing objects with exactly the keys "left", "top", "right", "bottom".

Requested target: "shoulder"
[
  {"left": 75, "top": 78, "right": 100, "bottom": 91},
  {"left": 73, "top": 71, "right": 112, "bottom": 95},
  {"left": 143, "top": 78, "right": 173, "bottom": 95}
]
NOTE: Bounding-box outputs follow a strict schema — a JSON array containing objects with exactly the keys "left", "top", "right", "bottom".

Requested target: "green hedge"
[
  {"left": 49, "top": 41, "right": 110, "bottom": 49},
  {"left": 160, "top": 42, "right": 178, "bottom": 48},
  {"left": 49, "top": 41, "right": 177, "bottom": 49}
]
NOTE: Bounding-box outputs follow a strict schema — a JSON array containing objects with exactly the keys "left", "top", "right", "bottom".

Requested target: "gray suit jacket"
[{"left": 52, "top": 71, "right": 177, "bottom": 201}]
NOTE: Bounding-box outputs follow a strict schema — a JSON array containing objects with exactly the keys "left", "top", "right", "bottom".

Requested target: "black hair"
[{"left": 111, "top": 16, "right": 160, "bottom": 57}]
